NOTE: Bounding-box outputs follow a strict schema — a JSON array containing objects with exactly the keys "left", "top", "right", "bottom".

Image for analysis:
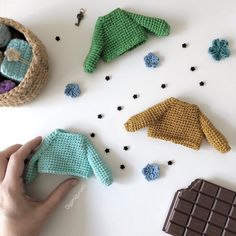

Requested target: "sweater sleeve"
[
  {"left": 83, "top": 18, "right": 104, "bottom": 73},
  {"left": 126, "top": 11, "right": 170, "bottom": 36},
  {"left": 125, "top": 99, "right": 170, "bottom": 132},
  {"left": 86, "top": 138, "right": 113, "bottom": 186},
  {"left": 199, "top": 111, "right": 231, "bottom": 153}
]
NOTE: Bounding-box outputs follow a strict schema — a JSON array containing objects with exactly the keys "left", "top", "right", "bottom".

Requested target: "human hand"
[{"left": 0, "top": 137, "right": 79, "bottom": 236}]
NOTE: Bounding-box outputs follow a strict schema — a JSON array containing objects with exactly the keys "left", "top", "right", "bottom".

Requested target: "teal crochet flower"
[
  {"left": 208, "top": 39, "right": 230, "bottom": 61},
  {"left": 142, "top": 163, "right": 160, "bottom": 181}
]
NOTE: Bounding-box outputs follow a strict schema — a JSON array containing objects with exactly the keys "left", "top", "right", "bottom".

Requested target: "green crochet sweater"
[{"left": 84, "top": 8, "right": 170, "bottom": 73}]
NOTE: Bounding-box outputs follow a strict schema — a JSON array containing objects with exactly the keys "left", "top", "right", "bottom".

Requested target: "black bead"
[
  {"left": 133, "top": 94, "right": 138, "bottom": 99},
  {"left": 190, "top": 66, "right": 196, "bottom": 71},
  {"left": 168, "top": 160, "right": 173, "bottom": 165},
  {"left": 123, "top": 146, "right": 129, "bottom": 151},
  {"left": 199, "top": 81, "right": 205, "bottom": 86},
  {"left": 90, "top": 133, "right": 95, "bottom": 138},
  {"left": 117, "top": 106, "right": 123, "bottom": 111},
  {"left": 55, "top": 36, "right": 60, "bottom": 41},
  {"left": 105, "top": 76, "right": 110, "bottom": 81},
  {"left": 105, "top": 148, "right": 110, "bottom": 153},
  {"left": 97, "top": 114, "right": 103, "bottom": 119},
  {"left": 182, "top": 43, "right": 187, "bottom": 48},
  {"left": 161, "top": 84, "right": 166, "bottom": 89},
  {"left": 120, "top": 164, "right": 125, "bottom": 169}
]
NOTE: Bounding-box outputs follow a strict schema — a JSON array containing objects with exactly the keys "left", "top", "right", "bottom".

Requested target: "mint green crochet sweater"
[
  {"left": 84, "top": 8, "right": 170, "bottom": 73},
  {"left": 24, "top": 129, "right": 113, "bottom": 186}
]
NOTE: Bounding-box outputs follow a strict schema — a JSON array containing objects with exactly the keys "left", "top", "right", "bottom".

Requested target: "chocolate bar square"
[{"left": 163, "top": 179, "right": 236, "bottom": 236}]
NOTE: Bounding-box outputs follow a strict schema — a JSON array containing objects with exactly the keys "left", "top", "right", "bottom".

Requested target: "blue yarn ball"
[
  {"left": 0, "top": 24, "right": 11, "bottom": 48},
  {"left": 64, "top": 83, "right": 81, "bottom": 98},
  {"left": 144, "top": 52, "right": 160, "bottom": 68},
  {"left": 142, "top": 163, "right": 160, "bottom": 181}
]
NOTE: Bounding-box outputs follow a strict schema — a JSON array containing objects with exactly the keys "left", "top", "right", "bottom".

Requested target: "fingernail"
[{"left": 70, "top": 179, "right": 79, "bottom": 186}]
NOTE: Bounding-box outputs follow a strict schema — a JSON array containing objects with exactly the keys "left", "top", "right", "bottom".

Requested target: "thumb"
[{"left": 40, "top": 178, "right": 79, "bottom": 216}]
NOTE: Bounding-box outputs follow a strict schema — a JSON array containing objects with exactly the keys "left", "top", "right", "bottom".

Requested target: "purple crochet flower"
[
  {"left": 142, "top": 163, "right": 160, "bottom": 181},
  {"left": 0, "top": 80, "right": 16, "bottom": 94}
]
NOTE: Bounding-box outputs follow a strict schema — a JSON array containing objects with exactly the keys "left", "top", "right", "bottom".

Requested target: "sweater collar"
[{"left": 169, "top": 97, "right": 197, "bottom": 107}]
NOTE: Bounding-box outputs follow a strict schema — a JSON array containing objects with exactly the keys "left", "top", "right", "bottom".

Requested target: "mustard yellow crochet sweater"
[{"left": 125, "top": 98, "right": 231, "bottom": 153}]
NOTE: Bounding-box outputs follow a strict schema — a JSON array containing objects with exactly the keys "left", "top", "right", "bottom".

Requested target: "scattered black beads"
[
  {"left": 199, "top": 81, "right": 205, "bottom": 86},
  {"left": 55, "top": 36, "right": 60, "bottom": 41},
  {"left": 120, "top": 164, "right": 125, "bottom": 169},
  {"left": 123, "top": 146, "right": 129, "bottom": 151},
  {"left": 190, "top": 66, "right": 196, "bottom": 71},
  {"left": 168, "top": 160, "right": 173, "bottom": 166},
  {"left": 105, "top": 148, "right": 110, "bottom": 153},
  {"left": 161, "top": 84, "right": 167, "bottom": 89},
  {"left": 105, "top": 76, "right": 110, "bottom": 81},
  {"left": 117, "top": 106, "right": 123, "bottom": 111},
  {"left": 97, "top": 114, "right": 103, "bottom": 119},
  {"left": 182, "top": 43, "right": 187, "bottom": 48},
  {"left": 133, "top": 94, "right": 138, "bottom": 99},
  {"left": 90, "top": 133, "right": 95, "bottom": 138}
]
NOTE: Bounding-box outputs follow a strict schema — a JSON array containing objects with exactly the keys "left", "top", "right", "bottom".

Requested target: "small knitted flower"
[
  {"left": 142, "top": 163, "right": 160, "bottom": 181},
  {"left": 64, "top": 83, "right": 81, "bottom": 98},
  {"left": 144, "top": 52, "right": 160, "bottom": 68},
  {"left": 4, "top": 48, "right": 21, "bottom": 62},
  {"left": 0, "top": 80, "right": 16, "bottom": 94},
  {"left": 208, "top": 39, "right": 230, "bottom": 61}
]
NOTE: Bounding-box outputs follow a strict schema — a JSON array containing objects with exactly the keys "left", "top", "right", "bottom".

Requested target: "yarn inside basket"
[
  {"left": 0, "top": 17, "right": 49, "bottom": 106},
  {"left": 0, "top": 26, "right": 29, "bottom": 94}
]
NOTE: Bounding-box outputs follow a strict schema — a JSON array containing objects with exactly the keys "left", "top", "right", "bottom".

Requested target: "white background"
[{"left": 0, "top": 0, "right": 236, "bottom": 235}]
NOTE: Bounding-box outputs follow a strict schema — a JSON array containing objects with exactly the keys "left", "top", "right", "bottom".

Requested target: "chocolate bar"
[{"left": 163, "top": 179, "right": 236, "bottom": 236}]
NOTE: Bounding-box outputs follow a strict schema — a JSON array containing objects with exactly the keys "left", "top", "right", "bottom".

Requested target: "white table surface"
[{"left": 0, "top": 0, "right": 236, "bottom": 235}]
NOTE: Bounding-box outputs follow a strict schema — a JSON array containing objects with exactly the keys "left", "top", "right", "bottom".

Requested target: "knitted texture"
[
  {"left": 142, "top": 164, "right": 160, "bottom": 181},
  {"left": 125, "top": 97, "right": 231, "bottom": 153},
  {"left": 84, "top": 8, "right": 170, "bottom": 73},
  {"left": 0, "top": 51, "right": 3, "bottom": 64},
  {"left": 0, "top": 23, "right": 11, "bottom": 48},
  {"left": 144, "top": 52, "right": 160, "bottom": 68},
  {"left": 64, "top": 83, "right": 81, "bottom": 98},
  {"left": 0, "top": 17, "right": 48, "bottom": 106},
  {"left": 24, "top": 129, "right": 113, "bottom": 186},
  {"left": 208, "top": 39, "right": 230, "bottom": 61},
  {"left": 1, "top": 39, "right": 32, "bottom": 82},
  {"left": 0, "top": 80, "right": 16, "bottom": 94}
]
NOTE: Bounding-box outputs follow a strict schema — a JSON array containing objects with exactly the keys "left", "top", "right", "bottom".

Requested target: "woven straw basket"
[{"left": 0, "top": 17, "right": 49, "bottom": 106}]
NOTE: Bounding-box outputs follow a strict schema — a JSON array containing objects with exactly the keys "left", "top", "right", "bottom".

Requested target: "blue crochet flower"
[
  {"left": 142, "top": 163, "right": 160, "bottom": 181},
  {"left": 144, "top": 52, "right": 160, "bottom": 68},
  {"left": 64, "top": 83, "right": 81, "bottom": 98},
  {"left": 208, "top": 39, "right": 230, "bottom": 61}
]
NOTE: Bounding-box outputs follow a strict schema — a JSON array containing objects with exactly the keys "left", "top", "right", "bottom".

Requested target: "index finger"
[{"left": 4, "top": 136, "right": 42, "bottom": 183}]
